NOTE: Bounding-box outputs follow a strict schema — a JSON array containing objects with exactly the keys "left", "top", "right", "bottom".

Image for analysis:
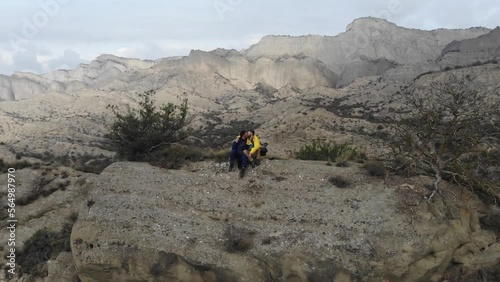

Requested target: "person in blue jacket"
[{"left": 229, "top": 130, "right": 251, "bottom": 178}]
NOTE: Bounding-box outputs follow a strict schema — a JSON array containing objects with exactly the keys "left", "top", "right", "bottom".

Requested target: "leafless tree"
[{"left": 389, "top": 73, "right": 500, "bottom": 204}]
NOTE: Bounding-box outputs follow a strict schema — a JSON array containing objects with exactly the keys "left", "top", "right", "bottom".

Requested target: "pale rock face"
[
  {"left": 437, "top": 27, "right": 500, "bottom": 66},
  {"left": 0, "top": 54, "right": 156, "bottom": 101},
  {"left": 242, "top": 17, "right": 490, "bottom": 85},
  {"left": 160, "top": 49, "right": 338, "bottom": 89},
  {"left": 69, "top": 161, "right": 499, "bottom": 282},
  {"left": 0, "top": 74, "right": 48, "bottom": 101}
]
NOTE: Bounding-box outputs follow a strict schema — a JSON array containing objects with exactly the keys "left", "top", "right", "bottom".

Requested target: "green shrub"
[
  {"left": 18, "top": 229, "right": 53, "bottom": 277},
  {"left": 106, "top": 90, "right": 191, "bottom": 161},
  {"left": 295, "top": 139, "right": 363, "bottom": 163},
  {"left": 328, "top": 176, "right": 351, "bottom": 188},
  {"left": 363, "top": 161, "right": 387, "bottom": 177},
  {"left": 18, "top": 214, "right": 77, "bottom": 277}
]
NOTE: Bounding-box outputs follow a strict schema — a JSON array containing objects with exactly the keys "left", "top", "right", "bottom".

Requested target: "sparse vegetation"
[
  {"left": 295, "top": 139, "right": 364, "bottom": 163},
  {"left": 10, "top": 149, "right": 114, "bottom": 174},
  {"left": 389, "top": 73, "right": 500, "bottom": 203},
  {"left": 144, "top": 144, "right": 232, "bottom": 170},
  {"left": 363, "top": 161, "right": 387, "bottom": 177},
  {"left": 72, "top": 154, "right": 114, "bottom": 174},
  {"left": 148, "top": 144, "right": 205, "bottom": 169},
  {"left": 0, "top": 159, "right": 33, "bottom": 173},
  {"left": 17, "top": 175, "right": 57, "bottom": 206},
  {"left": 106, "top": 90, "right": 191, "bottom": 161},
  {"left": 328, "top": 176, "right": 351, "bottom": 188},
  {"left": 18, "top": 213, "right": 78, "bottom": 277},
  {"left": 223, "top": 224, "right": 254, "bottom": 253}
]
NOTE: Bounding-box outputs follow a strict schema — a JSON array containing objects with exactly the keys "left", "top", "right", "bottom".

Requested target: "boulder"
[{"left": 71, "top": 161, "right": 498, "bottom": 281}]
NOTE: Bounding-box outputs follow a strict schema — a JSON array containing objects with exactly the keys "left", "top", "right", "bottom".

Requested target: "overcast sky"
[{"left": 0, "top": 0, "right": 498, "bottom": 75}]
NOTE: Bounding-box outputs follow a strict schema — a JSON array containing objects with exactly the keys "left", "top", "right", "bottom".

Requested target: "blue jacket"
[{"left": 232, "top": 138, "right": 248, "bottom": 154}]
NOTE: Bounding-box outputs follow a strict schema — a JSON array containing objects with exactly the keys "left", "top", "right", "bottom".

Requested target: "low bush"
[
  {"left": 363, "top": 161, "right": 387, "bottom": 177},
  {"left": 18, "top": 214, "right": 78, "bottom": 277},
  {"left": 148, "top": 144, "right": 205, "bottom": 169},
  {"left": 17, "top": 176, "right": 56, "bottom": 206},
  {"left": 336, "top": 160, "right": 350, "bottom": 167},
  {"left": 0, "top": 159, "right": 32, "bottom": 173},
  {"left": 223, "top": 224, "right": 254, "bottom": 253},
  {"left": 295, "top": 139, "right": 364, "bottom": 163},
  {"left": 328, "top": 176, "right": 351, "bottom": 188}
]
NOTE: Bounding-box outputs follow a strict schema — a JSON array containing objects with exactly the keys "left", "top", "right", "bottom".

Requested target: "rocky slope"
[
  {"left": 1, "top": 160, "right": 499, "bottom": 281},
  {"left": 437, "top": 27, "right": 500, "bottom": 67},
  {"left": 1, "top": 63, "right": 499, "bottom": 162}
]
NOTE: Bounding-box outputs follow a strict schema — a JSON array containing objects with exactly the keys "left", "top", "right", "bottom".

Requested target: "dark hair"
[
  {"left": 250, "top": 130, "right": 255, "bottom": 135},
  {"left": 239, "top": 131, "right": 247, "bottom": 138}
]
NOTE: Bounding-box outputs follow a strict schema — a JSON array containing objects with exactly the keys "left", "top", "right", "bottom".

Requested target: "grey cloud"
[
  {"left": 48, "top": 49, "right": 86, "bottom": 70},
  {"left": 1, "top": 0, "right": 499, "bottom": 75},
  {"left": 10, "top": 44, "right": 51, "bottom": 73}
]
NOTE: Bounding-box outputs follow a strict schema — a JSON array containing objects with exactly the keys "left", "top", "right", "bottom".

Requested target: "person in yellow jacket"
[{"left": 247, "top": 130, "right": 262, "bottom": 166}]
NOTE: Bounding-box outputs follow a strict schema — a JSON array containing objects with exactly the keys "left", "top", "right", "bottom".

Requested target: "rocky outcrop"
[
  {"left": 437, "top": 27, "right": 500, "bottom": 67},
  {"left": 337, "top": 56, "right": 399, "bottom": 87},
  {"left": 0, "top": 74, "right": 48, "bottom": 101},
  {"left": 42, "top": 54, "right": 155, "bottom": 84},
  {"left": 242, "top": 17, "right": 490, "bottom": 85},
  {"left": 70, "top": 161, "right": 499, "bottom": 282},
  {"left": 0, "top": 165, "right": 97, "bottom": 282},
  {"left": 160, "top": 49, "right": 339, "bottom": 89},
  {"left": 0, "top": 54, "right": 156, "bottom": 101}
]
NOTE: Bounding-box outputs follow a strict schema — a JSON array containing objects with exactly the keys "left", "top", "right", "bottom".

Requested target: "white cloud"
[
  {"left": 47, "top": 49, "right": 85, "bottom": 70},
  {"left": 1, "top": 0, "right": 500, "bottom": 74},
  {"left": 116, "top": 47, "right": 135, "bottom": 58},
  {"left": 0, "top": 51, "right": 13, "bottom": 66}
]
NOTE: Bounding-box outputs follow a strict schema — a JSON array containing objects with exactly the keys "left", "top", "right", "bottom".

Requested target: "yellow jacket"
[
  {"left": 248, "top": 135, "right": 261, "bottom": 155},
  {"left": 234, "top": 134, "right": 261, "bottom": 155}
]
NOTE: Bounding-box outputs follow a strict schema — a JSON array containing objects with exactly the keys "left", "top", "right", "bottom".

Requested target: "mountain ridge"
[{"left": 0, "top": 17, "right": 494, "bottom": 101}]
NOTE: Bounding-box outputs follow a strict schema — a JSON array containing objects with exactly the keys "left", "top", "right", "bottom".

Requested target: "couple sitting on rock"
[{"left": 229, "top": 130, "right": 262, "bottom": 178}]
